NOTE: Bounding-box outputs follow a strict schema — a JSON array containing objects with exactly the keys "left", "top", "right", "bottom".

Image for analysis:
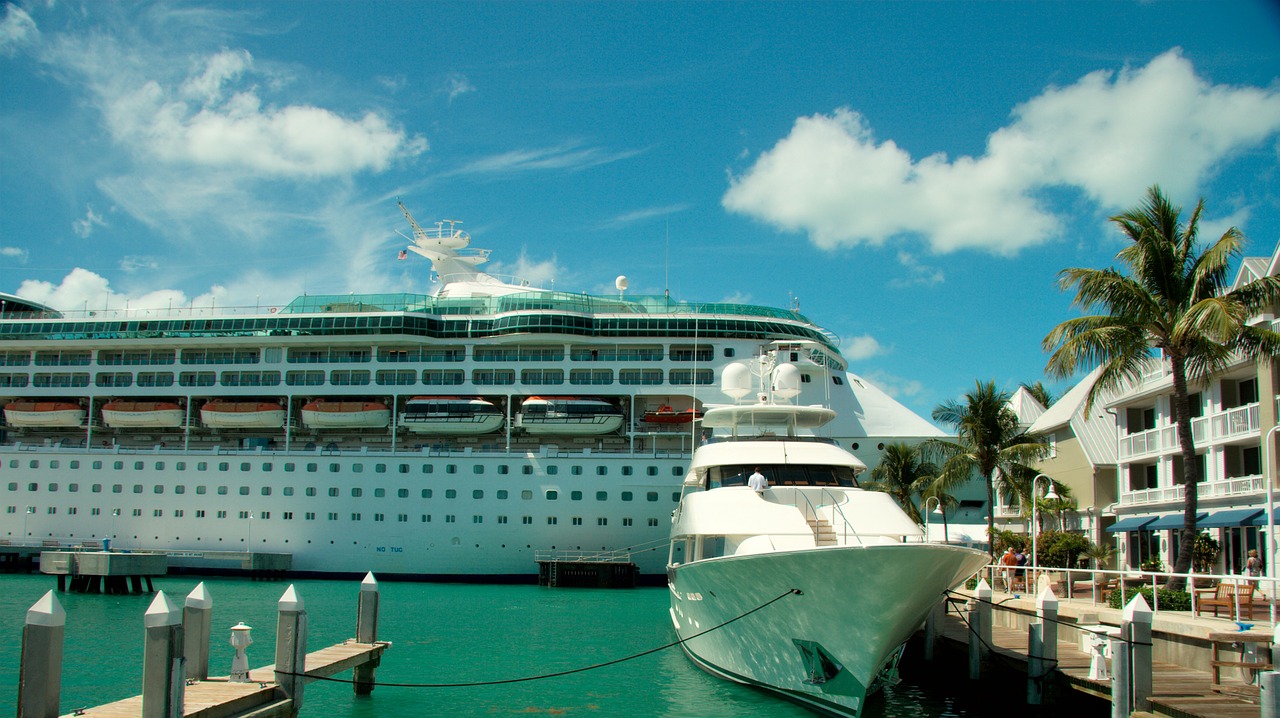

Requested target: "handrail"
[{"left": 787, "top": 487, "right": 863, "bottom": 547}]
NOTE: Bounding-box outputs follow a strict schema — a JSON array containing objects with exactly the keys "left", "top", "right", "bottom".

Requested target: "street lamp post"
[
  {"left": 1264, "top": 424, "right": 1279, "bottom": 626},
  {"left": 923, "top": 496, "right": 942, "bottom": 543},
  {"left": 1031, "top": 474, "right": 1060, "bottom": 591}
]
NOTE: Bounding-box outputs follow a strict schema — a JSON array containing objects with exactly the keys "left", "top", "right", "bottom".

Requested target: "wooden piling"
[
  {"left": 18, "top": 590, "right": 64, "bottom": 718},
  {"left": 274, "top": 584, "right": 308, "bottom": 718},
  {"left": 183, "top": 582, "right": 212, "bottom": 681},
  {"left": 967, "top": 600, "right": 982, "bottom": 680},
  {"left": 354, "top": 572, "right": 380, "bottom": 696},
  {"left": 1111, "top": 633, "right": 1130, "bottom": 718},
  {"left": 1027, "top": 623, "right": 1043, "bottom": 705},
  {"left": 1262, "top": 671, "right": 1279, "bottom": 718},
  {"left": 142, "top": 591, "right": 184, "bottom": 718},
  {"left": 1123, "top": 591, "right": 1153, "bottom": 712}
]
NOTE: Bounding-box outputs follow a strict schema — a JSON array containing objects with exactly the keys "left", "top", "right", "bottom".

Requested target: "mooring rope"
[{"left": 278, "top": 587, "right": 803, "bottom": 688}]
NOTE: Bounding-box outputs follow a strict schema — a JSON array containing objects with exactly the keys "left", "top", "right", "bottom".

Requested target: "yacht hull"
[{"left": 669, "top": 543, "right": 986, "bottom": 717}]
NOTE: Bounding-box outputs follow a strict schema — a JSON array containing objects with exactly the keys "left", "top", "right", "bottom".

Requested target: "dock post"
[
  {"left": 1122, "top": 592, "right": 1153, "bottom": 711},
  {"left": 183, "top": 582, "right": 212, "bottom": 681},
  {"left": 923, "top": 598, "right": 943, "bottom": 662},
  {"left": 1262, "top": 671, "right": 1279, "bottom": 718},
  {"left": 18, "top": 590, "right": 65, "bottom": 718},
  {"left": 1110, "top": 634, "right": 1130, "bottom": 718},
  {"left": 1027, "top": 623, "right": 1043, "bottom": 705},
  {"left": 966, "top": 599, "right": 982, "bottom": 680},
  {"left": 142, "top": 591, "right": 184, "bottom": 718},
  {"left": 1036, "top": 586, "right": 1059, "bottom": 701},
  {"left": 275, "top": 584, "right": 308, "bottom": 717},
  {"left": 354, "top": 572, "right": 380, "bottom": 696},
  {"left": 975, "top": 579, "right": 992, "bottom": 658}
]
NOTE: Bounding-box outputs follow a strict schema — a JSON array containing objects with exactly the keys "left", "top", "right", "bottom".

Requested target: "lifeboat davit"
[
  {"left": 3, "top": 401, "right": 86, "bottom": 428},
  {"left": 641, "top": 405, "right": 703, "bottom": 425},
  {"left": 200, "top": 400, "right": 285, "bottom": 429},
  {"left": 516, "top": 396, "right": 623, "bottom": 436},
  {"left": 301, "top": 400, "right": 390, "bottom": 429},
  {"left": 400, "top": 396, "right": 504, "bottom": 435},
  {"left": 101, "top": 401, "right": 184, "bottom": 428}
]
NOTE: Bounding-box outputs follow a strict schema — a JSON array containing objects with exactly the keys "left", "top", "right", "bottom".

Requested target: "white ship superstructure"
[{"left": 0, "top": 205, "right": 937, "bottom": 580}]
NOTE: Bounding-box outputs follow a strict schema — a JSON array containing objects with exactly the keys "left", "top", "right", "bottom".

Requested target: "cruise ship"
[{"left": 0, "top": 204, "right": 940, "bottom": 581}]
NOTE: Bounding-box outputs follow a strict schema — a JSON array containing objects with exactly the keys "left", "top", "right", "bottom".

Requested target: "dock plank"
[{"left": 62, "top": 640, "right": 388, "bottom": 718}]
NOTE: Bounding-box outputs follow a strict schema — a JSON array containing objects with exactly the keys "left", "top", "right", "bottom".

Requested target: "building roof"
[
  {"left": 1030, "top": 366, "right": 1118, "bottom": 466},
  {"left": 843, "top": 371, "right": 948, "bottom": 438},
  {"left": 1006, "top": 386, "right": 1046, "bottom": 428}
]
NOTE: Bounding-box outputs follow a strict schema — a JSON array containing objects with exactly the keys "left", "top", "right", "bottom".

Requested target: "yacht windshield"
[{"left": 704, "top": 464, "right": 858, "bottom": 490}]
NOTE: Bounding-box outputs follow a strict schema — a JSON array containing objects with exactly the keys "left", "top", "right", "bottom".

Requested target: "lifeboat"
[
  {"left": 516, "top": 396, "right": 624, "bottom": 436},
  {"left": 3, "top": 401, "right": 85, "bottom": 428},
  {"left": 101, "top": 401, "right": 184, "bottom": 428},
  {"left": 301, "top": 400, "right": 390, "bottom": 429},
  {"left": 641, "top": 405, "right": 703, "bottom": 425},
  {"left": 400, "top": 396, "right": 504, "bottom": 435},
  {"left": 200, "top": 400, "right": 285, "bottom": 429}
]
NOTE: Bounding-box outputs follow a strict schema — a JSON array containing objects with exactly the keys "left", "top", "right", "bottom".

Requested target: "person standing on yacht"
[{"left": 748, "top": 467, "right": 768, "bottom": 494}]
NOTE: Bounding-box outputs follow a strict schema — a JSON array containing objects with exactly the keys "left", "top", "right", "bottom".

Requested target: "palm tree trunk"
[
  {"left": 1167, "top": 354, "right": 1201, "bottom": 592},
  {"left": 986, "top": 473, "right": 997, "bottom": 561}
]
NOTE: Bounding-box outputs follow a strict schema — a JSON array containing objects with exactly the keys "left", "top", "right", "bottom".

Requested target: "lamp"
[
  {"left": 1031, "top": 474, "right": 1060, "bottom": 590},
  {"left": 23, "top": 506, "right": 34, "bottom": 547},
  {"left": 923, "top": 496, "right": 943, "bottom": 543}
]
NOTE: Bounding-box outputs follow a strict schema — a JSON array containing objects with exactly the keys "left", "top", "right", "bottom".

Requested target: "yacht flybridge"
[
  {"left": 0, "top": 203, "right": 941, "bottom": 582},
  {"left": 668, "top": 359, "right": 986, "bottom": 716}
]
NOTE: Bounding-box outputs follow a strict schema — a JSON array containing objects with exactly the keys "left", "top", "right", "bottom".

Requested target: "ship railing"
[
  {"left": 786, "top": 487, "right": 864, "bottom": 547},
  {"left": 534, "top": 549, "right": 634, "bottom": 564}
]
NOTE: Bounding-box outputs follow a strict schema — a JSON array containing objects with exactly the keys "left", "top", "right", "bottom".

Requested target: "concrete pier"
[{"left": 40, "top": 551, "right": 167, "bottom": 594}]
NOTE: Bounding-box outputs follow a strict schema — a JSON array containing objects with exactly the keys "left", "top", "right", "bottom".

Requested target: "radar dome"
[
  {"left": 720, "top": 362, "right": 752, "bottom": 399},
  {"left": 615, "top": 276, "right": 628, "bottom": 291},
  {"left": 772, "top": 363, "right": 802, "bottom": 399}
]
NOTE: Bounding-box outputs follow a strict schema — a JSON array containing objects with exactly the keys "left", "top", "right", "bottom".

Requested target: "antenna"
[{"left": 664, "top": 221, "right": 670, "bottom": 297}]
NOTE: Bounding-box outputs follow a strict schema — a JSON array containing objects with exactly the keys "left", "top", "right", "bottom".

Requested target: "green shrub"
[
  {"left": 1106, "top": 585, "right": 1190, "bottom": 611},
  {"left": 1036, "top": 530, "right": 1090, "bottom": 568}
]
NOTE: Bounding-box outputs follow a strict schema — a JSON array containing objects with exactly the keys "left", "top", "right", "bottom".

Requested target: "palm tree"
[
  {"left": 864, "top": 442, "right": 936, "bottom": 524},
  {"left": 1043, "top": 185, "right": 1280, "bottom": 588},
  {"left": 916, "top": 473, "right": 962, "bottom": 542},
  {"left": 1020, "top": 381, "right": 1057, "bottom": 410},
  {"left": 929, "top": 380, "right": 1049, "bottom": 560}
]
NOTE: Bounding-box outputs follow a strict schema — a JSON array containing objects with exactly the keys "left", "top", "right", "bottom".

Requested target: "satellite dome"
[
  {"left": 772, "top": 363, "right": 802, "bottom": 399},
  {"left": 615, "top": 276, "right": 628, "bottom": 291},
  {"left": 720, "top": 362, "right": 752, "bottom": 399}
]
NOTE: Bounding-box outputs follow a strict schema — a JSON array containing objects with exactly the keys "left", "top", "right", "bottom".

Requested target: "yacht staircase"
[{"left": 808, "top": 517, "right": 838, "bottom": 546}]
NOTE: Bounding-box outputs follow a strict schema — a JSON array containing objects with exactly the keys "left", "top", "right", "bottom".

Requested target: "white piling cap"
[
  {"left": 278, "top": 584, "right": 304, "bottom": 612},
  {"left": 186, "top": 581, "right": 212, "bottom": 610},
  {"left": 144, "top": 591, "right": 182, "bottom": 628},
  {"left": 1122, "top": 592, "right": 1153, "bottom": 622},
  {"left": 361, "top": 572, "right": 379, "bottom": 593},
  {"left": 26, "top": 590, "right": 66, "bottom": 627},
  {"left": 974, "top": 578, "right": 992, "bottom": 598},
  {"left": 1036, "top": 585, "right": 1059, "bottom": 609}
]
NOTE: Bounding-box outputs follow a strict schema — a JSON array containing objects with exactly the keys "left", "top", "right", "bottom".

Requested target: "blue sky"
[{"left": 2, "top": 1, "right": 1279, "bottom": 422}]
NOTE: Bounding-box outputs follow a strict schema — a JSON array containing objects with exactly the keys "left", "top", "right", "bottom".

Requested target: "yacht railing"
[{"left": 784, "top": 487, "right": 863, "bottom": 547}]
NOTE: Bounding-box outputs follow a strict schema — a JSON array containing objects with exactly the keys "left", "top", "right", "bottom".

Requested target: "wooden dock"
[
  {"left": 65, "top": 639, "right": 390, "bottom": 718},
  {"left": 939, "top": 613, "right": 1263, "bottom": 718}
]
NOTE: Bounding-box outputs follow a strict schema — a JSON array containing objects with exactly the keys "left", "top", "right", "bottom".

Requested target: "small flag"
[{"left": 397, "top": 250, "right": 408, "bottom": 260}]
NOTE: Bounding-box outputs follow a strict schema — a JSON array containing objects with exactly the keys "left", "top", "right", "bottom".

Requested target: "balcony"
[
  {"left": 1118, "top": 402, "right": 1259, "bottom": 460},
  {"left": 1118, "top": 473, "right": 1266, "bottom": 506}
]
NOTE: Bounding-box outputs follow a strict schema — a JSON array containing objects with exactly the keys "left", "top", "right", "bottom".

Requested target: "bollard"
[
  {"left": 18, "top": 590, "right": 65, "bottom": 718},
  {"left": 1110, "top": 634, "right": 1130, "bottom": 718},
  {"left": 923, "top": 598, "right": 943, "bottom": 662},
  {"left": 229, "top": 623, "right": 253, "bottom": 683},
  {"left": 183, "top": 582, "right": 212, "bottom": 681},
  {"left": 1027, "top": 623, "right": 1043, "bottom": 705},
  {"left": 967, "top": 600, "right": 982, "bottom": 680},
  {"left": 354, "top": 572, "right": 381, "bottom": 695},
  {"left": 275, "top": 584, "right": 308, "bottom": 717},
  {"left": 975, "top": 579, "right": 992, "bottom": 659},
  {"left": 1122, "top": 592, "right": 1153, "bottom": 711},
  {"left": 1262, "top": 671, "right": 1279, "bottom": 718},
  {"left": 1037, "top": 586, "right": 1059, "bottom": 701},
  {"left": 142, "top": 591, "right": 184, "bottom": 718}
]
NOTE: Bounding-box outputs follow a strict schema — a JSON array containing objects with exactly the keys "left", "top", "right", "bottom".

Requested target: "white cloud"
[
  {"left": 454, "top": 143, "right": 644, "bottom": 177},
  {"left": 888, "top": 251, "right": 944, "bottom": 288},
  {"left": 600, "top": 204, "right": 693, "bottom": 229},
  {"left": 16, "top": 268, "right": 203, "bottom": 313},
  {"left": 444, "top": 72, "right": 475, "bottom": 102},
  {"left": 843, "top": 334, "right": 883, "bottom": 361},
  {"left": 724, "top": 49, "right": 1280, "bottom": 256},
  {"left": 861, "top": 369, "right": 928, "bottom": 401},
  {"left": 72, "top": 205, "right": 109, "bottom": 238},
  {"left": 0, "top": 3, "right": 37, "bottom": 55},
  {"left": 1, "top": 246, "right": 29, "bottom": 263},
  {"left": 119, "top": 256, "right": 159, "bottom": 273},
  {"left": 485, "top": 250, "right": 562, "bottom": 289}
]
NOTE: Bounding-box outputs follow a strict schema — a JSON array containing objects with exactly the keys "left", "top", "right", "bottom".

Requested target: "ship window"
[
  {"left": 646, "top": 492, "right": 658, "bottom": 502},
  {"left": 26, "top": 482, "right": 37, "bottom": 492},
  {"left": 423, "top": 465, "right": 434, "bottom": 474},
  {"left": 497, "top": 490, "right": 509, "bottom": 499},
  {"left": 623, "top": 517, "right": 633, "bottom": 526},
  {"left": 571, "top": 517, "right": 582, "bottom": 525},
  {"left": 153, "top": 485, "right": 163, "bottom": 494},
  {"left": 114, "top": 461, "right": 123, "bottom": 470},
  {"left": 197, "top": 462, "right": 207, "bottom": 471},
  {"left": 329, "top": 487, "right": 339, "bottom": 497},
  {"left": 307, "top": 463, "right": 317, "bottom": 472},
  {"left": 196, "top": 485, "right": 207, "bottom": 495},
  {"left": 724, "top": 348, "right": 735, "bottom": 357},
  {"left": 648, "top": 518, "right": 659, "bottom": 527},
  {"left": 547, "top": 517, "right": 557, "bottom": 525},
  {"left": 833, "top": 376, "right": 844, "bottom": 385},
  {"left": 72, "top": 461, "right": 83, "bottom": 470},
  {"left": 92, "top": 484, "right": 102, "bottom": 493},
  {"left": 596, "top": 491, "right": 607, "bottom": 501},
  {"left": 498, "top": 465, "right": 509, "bottom": 475},
  {"left": 7, "top": 460, "right": 15, "bottom": 469},
  {"left": 523, "top": 516, "right": 533, "bottom": 524},
  {"left": 571, "top": 491, "right": 582, "bottom": 501},
  {"left": 112, "top": 484, "right": 122, "bottom": 493},
  {"left": 218, "top": 463, "right": 229, "bottom": 472},
  {"left": 305, "top": 487, "right": 316, "bottom": 496},
  {"left": 330, "top": 463, "right": 340, "bottom": 472},
  {"left": 522, "top": 466, "right": 533, "bottom": 475},
  {"left": 352, "top": 488, "right": 362, "bottom": 497},
  {"left": 473, "top": 465, "right": 484, "bottom": 475},
  {"left": 673, "top": 467, "right": 684, "bottom": 476},
  {"left": 596, "top": 466, "right": 607, "bottom": 476},
  {"left": 397, "top": 488, "right": 408, "bottom": 498},
  {"left": 422, "top": 514, "right": 431, "bottom": 522},
  {"left": 571, "top": 466, "right": 582, "bottom": 476},
  {"left": 445, "top": 489, "right": 457, "bottom": 499},
  {"left": 421, "top": 489, "right": 432, "bottom": 498},
  {"left": 546, "top": 490, "right": 558, "bottom": 500},
  {"left": 646, "top": 466, "right": 657, "bottom": 476},
  {"left": 261, "top": 487, "right": 271, "bottom": 496},
  {"left": 473, "top": 490, "right": 483, "bottom": 499},
  {"left": 801, "top": 374, "right": 812, "bottom": 383},
  {"left": 173, "top": 485, "right": 184, "bottom": 494},
  {"left": 176, "top": 462, "right": 185, "bottom": 471},
  {"left": 351, "top": 513, "right": 361, "bottom": 521},
  {"left": 50, "top": 461, "right": 59, "bottom": 470},
  {"left": 93, "top": 461, "right": 103, "bottom": 470},
  {"left": 47, "top": 483, "right": 57, "bottom": 492},
  {"left": 522, "top": 490, "right": 533, "bottom": 500},
  {"left": 353, "top": 464, "right": 364, "bottom": 473},
  {"left": 622, "top": 466, "right": 633, "bottom": 476},
  {"left": 374, "top": 488, "right": 385, "bottom": 497},
  {"left": 375, "top": 464, "right": 386, "bottom": 474},
  {"left": 398, "top": 464, "right": 409, "bottom": 474},
  {"left": 218, "top": 486, "right": 228, "bottom": 495},
  {"left": 262, "top": 463, "right": 272, "bottom": 472},
  {"left": 133, "top": 461, "right": 143, "bottom": 470},
  {"left": 240, "top": 462, "right": 250, "bottom": 472},
  {"left": 547, "top": 466, "right": 558, "bottom": 475},
  {"left": 132, "top": 484, "right": 143, "bottom": 493},
  {"left": 284, "top": 463, "right": 295, "bottom": 472},
  {"left": 446, "top": 464, "right": 457, "bottom": 474},
  {"left": 621, "top": 492, "right": 633, "bottom": 501},
  {"left": 239, "top": 486, "right": 250, "bottom": 495},
  {"left": 284, "top": 487, "right": 294, "bottom": 496}
]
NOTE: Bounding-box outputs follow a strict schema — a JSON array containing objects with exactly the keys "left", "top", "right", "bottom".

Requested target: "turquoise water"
[{"left": 0, "top": 575, "right": 1097, "bottom": 717}]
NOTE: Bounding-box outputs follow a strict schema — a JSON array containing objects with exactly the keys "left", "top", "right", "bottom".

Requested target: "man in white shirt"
[{"left": 748, "top": 467, "right": 768, "bottom": 494}]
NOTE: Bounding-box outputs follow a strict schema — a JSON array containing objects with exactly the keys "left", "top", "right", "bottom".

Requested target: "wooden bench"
[
  {"left": 1209, "top": 631, "right": 1273, "bottom": 697},
  {"left": 1195, "top": 582, "right": 1255, "bottom": 619}
]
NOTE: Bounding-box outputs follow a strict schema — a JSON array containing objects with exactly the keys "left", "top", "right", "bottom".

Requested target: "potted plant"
[
  {"left": 1082, "top": 541, "right": 1117, "bottom": 586},
  {"left": 1191, "top": 531, "right": 1220, "bottom": 587}
]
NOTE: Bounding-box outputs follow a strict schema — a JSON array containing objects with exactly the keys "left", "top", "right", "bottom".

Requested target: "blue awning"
[
  {"left": 1106, "top": 515, "right": 1159, "bottom": 533},
  {"left": 1201, "top": 508, "right": 1264, "bottom": 528},
  {"left": 1146, "top": 512, "right": 1207, "bottom": 530},
  {"left": 1251, "top": 508, "right": 1280, "bottom": 526}
]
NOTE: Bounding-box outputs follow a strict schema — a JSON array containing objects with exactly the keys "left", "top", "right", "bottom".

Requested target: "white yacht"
[
  {"left": 0, "top": 203, "right": 945, "bottom": 581},
  {"left": 667, "top": 362, "right": 986, "bottom": 715}
]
